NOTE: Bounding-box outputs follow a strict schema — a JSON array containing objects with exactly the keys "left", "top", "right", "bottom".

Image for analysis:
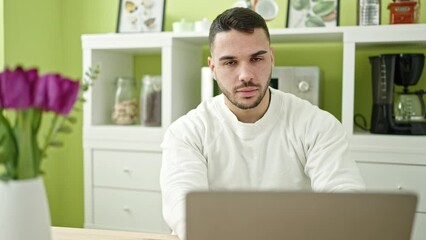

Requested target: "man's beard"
[{"left": 219, "top": 74, "right": 271, "bottom": 110}]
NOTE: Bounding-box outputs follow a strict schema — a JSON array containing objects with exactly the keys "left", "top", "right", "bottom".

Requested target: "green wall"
[
  {"left": 2, "top": 0, "right": 116, "bottom": 227},
  {"left": 4, "top": 0, "right": 64, "bottom": 225},
  {"left": 2, "top": 0, "right": 426, "bottom": 228},
  {"left": 0, "top": 0, "right": 3, "bottom": 67}
]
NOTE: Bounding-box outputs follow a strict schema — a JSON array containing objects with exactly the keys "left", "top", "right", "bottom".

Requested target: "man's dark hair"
[{"left": 209, "top": 7, "right": 270, "bottom": 50}]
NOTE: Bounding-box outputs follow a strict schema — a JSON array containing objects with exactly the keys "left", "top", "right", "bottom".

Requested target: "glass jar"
[
  {"left": 140, "top": 75, "right": 162, "bottom": 126},
  {"left": 358, "top": 0, "right": 381, "bottom": 26},
  {"left": 112, "top": 77, "right": 138, "bottom": 125}
]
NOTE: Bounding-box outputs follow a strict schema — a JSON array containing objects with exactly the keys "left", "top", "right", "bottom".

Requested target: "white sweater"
[{"left": 160, "top": 88, "right": 365, "bottom": 239}]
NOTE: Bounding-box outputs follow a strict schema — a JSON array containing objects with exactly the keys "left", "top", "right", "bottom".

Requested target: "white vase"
[{"left": 0, "top": 177, "right": 51, "bottom": 240}]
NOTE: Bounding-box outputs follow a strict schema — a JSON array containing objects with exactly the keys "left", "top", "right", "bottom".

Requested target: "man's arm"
[
  {"left": 160, "top": 125, "right": 208, "bottom": 240},
  {"left": 304, "top": 111, "right": 366, "bottom": 192}
]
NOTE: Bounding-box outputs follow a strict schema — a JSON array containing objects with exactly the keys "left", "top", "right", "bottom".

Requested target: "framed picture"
[
  {"left": 286, "top": 0, "right": 339, "bottom": 28},
  {"left": 117, "top": 0, "right": 166, "bottom": 33}
]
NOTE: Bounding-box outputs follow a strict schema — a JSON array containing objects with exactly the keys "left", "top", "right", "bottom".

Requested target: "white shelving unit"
[
  {"left": 82, "top": 24, "right": 426, "bottom": 238},
  {"left": 81, "top": 32, "right": 205, "bottom": 233},
  {"left": 341, "top": 24, "right": 426, "bottom": 240}
]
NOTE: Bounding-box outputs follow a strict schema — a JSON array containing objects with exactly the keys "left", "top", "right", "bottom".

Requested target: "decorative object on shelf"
[
  {"left": 369, "top": 53, "right": 426, "bottom": 135},
  {"left": 0, "top": 65, "right": 99, "bottom": 240},
  {"left": 140, "top": 75, "right": 162, "bottom": 126},
  {"left": 112, "top": 77, "right": 138, "bottom": 125},
  {"left": 116, "top": 0, "right": 165, "bottom": 33},
  {"left": 254, "top": 0, "right": 279, "bottom": 21},
  {"left": 194, "top": 18, "right": 212, "bottom": 32},
  {"left": 358, "top": 0, "right": 381, "bottom": 26},
  {"left": 172, "top": 19, "right": 194, "bottom": 33},
  {"left": 232, "top": 0, "right": 251, "bottom": 8},
  {"left": 388, "top": 0, "right": 419, "bottom": 24},
  {"left": 286, "top": 0, "right": 339, "bottom": 28},
  {"left": 172, "top": 18, "right": 212, "bottom": 33},
  {"left": 232, "top": 0, "right": 279, "bottom": 21}
]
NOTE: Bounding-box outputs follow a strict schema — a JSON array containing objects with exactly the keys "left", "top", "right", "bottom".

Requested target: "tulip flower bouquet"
[{"left": 0, "top": 65, "right": 99, "bottom": 180}]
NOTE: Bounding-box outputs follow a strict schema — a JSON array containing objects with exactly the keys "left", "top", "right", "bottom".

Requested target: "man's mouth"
[{"left": 236, "top": 87, "right": 258, "bottom": 98}]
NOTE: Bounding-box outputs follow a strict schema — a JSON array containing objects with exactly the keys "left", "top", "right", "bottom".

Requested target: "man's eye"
[
  {"left": 224, "top": 61, "right": 236, "bottom": 66},
  {"left": 251, "top": 57, "right": 263, "bottom": 62}
]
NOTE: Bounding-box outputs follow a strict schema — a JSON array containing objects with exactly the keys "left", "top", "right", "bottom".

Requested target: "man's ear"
[{"left": 208, "top": 56, "right": 217, "bottom": 80}]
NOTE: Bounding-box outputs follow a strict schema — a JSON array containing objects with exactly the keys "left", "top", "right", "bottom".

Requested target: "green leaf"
[
  {"left": 292, "top": 0, "right": 310, "bottom": 10},
  {"left": 81, "top": 84, "right": 90, "bottom": 91},
  {"left": 0, "top": 112, "right": 18, "bottom": 166},
  {"left": 83, "top": 64, "right": 101, "bottom": 87},
  {"left": 66, "top": 116, "right": 77, "bottom": 124},
  {"left": 58, "top": 125, "right": 72, "bottom": 133},
  {"left": 305, "top": 15, "right": 326, "bottom": 27},
  {"left": 49, "top": 140, "right": 64, "bottom": 148},
  {"left": 0, "top": 173, "right": 12, "bottom": 181},
  {"left": 14, "top": 109, "right": 40, "bottom": 179},
  {"left": 312, "top": 1, "right": 336, "bottom": 17}
]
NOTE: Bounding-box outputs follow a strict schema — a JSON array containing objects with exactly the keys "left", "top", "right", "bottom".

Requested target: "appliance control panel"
[{"left": 272, "top": 66, "right": 320, "bottom": 106}]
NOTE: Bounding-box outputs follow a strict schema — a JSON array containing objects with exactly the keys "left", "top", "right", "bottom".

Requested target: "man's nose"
[{"left": 238, "top": 63, "right": 255, "bottom": 82}]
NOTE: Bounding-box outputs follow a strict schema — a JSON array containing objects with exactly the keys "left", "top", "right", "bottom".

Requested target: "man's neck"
[{"left": 227, "top": 89, "right": 271, "bottom": 123}]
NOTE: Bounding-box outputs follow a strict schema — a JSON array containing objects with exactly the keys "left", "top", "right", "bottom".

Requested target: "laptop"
[{"left": 186, "top": 191, "right": 417, "bottom": 240}]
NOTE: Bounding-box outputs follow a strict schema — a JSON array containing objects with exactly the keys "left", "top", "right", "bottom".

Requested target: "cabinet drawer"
[
  {"left": 93, "top": 188, "right": 170, "bottom": 233},
  {"left": 412, "top": 213, "right": 426, "bottom": 240},
  {"left": 356, "top": 162, "right": 426, "bottom": 212},
  {"left": 93, "top": 150, "right": 161, "bottom": 191}
]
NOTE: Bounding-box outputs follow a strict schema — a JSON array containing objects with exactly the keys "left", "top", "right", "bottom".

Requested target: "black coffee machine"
[{"left": 369, "top": 53, "right": 426, "bottom": 135}]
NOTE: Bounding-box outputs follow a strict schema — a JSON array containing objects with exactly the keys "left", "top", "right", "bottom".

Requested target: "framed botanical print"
[
  {"left": 286, "top": 0, "right": 339, "bottom": 28},
  {"left": 117, "top": 0, "right": 166, "bottom": 33}
]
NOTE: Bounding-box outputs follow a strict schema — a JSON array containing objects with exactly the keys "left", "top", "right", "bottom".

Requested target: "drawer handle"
[
  {"left": 122, "top": 167, "right": 131, "bottom": 173},
  {"left": 397, "top": 185, "right": 403, "bottom": 190},
  {"left": 122, "top": 206, "right": 131, "bottom": 212}
]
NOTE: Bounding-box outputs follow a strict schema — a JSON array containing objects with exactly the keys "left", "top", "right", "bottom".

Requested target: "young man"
[{"left": 160, "top": 7, "right": 365, "bottom": 240}]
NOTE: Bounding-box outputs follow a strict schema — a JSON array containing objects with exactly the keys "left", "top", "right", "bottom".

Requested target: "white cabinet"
[
  {"left": 341, "top": 24, "right": 426, "bottom": 240},
  {"left": 85, "top": 149, "right": 170, "bottom": 233},
  {"left": 82, "top": 25, "right": 426, "bottom": 236},
  {"left": 354, "top": 153, "right": 426, "bottom": 240},
  {"left": 82, "top": 33, "right": 205, "bottom": 234}
]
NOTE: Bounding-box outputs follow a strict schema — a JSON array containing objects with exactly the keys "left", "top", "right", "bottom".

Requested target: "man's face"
[{"left": 208, "top": 28, "right": 274, "bottom": 110}]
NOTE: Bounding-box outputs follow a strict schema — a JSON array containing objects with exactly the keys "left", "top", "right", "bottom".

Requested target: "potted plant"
[{"left": 0, "top": 65, "right": 99, "bottom": 240}]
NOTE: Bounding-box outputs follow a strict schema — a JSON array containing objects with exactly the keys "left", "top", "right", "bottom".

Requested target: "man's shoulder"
[
  {"left": 270, "top": 88, "right": 339, "bottom": 124},
  {"left": 168, "top": 96, "right": 222, "bottom": 130},
  {"left": 270, "top": 88, "right": 318, "bottom": 114}
]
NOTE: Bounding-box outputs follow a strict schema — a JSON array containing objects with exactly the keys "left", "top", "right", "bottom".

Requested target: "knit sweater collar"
[{"left": 214, "top": 88, "right": 282, "bottom": 139}]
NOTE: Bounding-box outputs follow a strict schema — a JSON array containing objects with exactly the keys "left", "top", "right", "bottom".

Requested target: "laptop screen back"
[{"left": 186, "top": 191, "right": 417, "bottom": 240}]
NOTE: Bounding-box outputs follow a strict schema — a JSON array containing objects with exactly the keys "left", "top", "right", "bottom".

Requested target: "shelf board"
[
  {"left": 343, "top": 24, "right": 426, "bottom": 45},
  {"left": 81, "top": 24, "right": 426, "bottom": 50},
  {"left": 82, "top": 32, "right": 173, "bottom": 52},
  {"left": 270, "top": 27, "right": 343, "bottom": 43},
  {"left": 83, "top": 125, "right": 165, "bottom": 142},
  {"left": 349, "top": 131, "right": 426, "bottom": 154}
]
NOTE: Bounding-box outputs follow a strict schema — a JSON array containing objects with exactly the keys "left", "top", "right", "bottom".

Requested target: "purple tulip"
[
  {"left": 0, "top": 64, "right": 90, "bottom": 180},
  {"left": 1, "top": 66, "right": 80, "bottom": 115},
  {"left": 35, "top": 73, "right": 80, "bottom": 115},
  {"left": 58, "top": 77, "right": 80, "bottom": 115},
  {"left": 0, "top": 66, "right": 39, "bottom": 109}
]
